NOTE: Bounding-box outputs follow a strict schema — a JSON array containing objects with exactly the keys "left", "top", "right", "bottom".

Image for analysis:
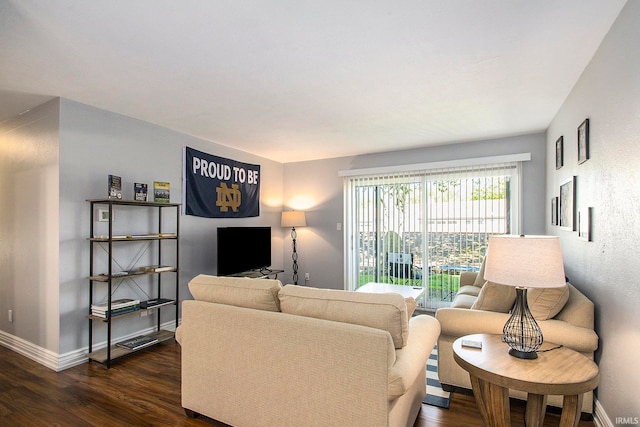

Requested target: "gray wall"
[
  {"left": 283, "top": 133, "right": 546, "bottom": 290},
  {"left": 58, "top": 99, "right": 285, "bottom": 354},
  {"left": 545, "top": 1, "right": 640, "bottom": 420},
  {"left": 0, "top": 99, "right": 61, "bottom": 352}
]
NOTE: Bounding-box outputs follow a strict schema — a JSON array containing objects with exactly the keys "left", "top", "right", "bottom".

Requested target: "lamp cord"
[{"left": 537, "top": 345, "right": 564, "bottom": 353}]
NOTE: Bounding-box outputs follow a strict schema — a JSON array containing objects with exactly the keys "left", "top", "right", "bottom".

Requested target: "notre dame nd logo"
[{"left": 216, "top": 183, "right": 242, "bottom": 212}]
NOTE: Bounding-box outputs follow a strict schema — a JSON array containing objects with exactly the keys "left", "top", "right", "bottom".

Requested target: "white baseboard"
[
  {"left": 0, "top": 330, "right": 66, "bottom": 371},
  {"left": 0, "top": 320, "right": 178, "bottom": 372},
  {"left": 594, "top": 397, "right": 613, "bottom": 427}
]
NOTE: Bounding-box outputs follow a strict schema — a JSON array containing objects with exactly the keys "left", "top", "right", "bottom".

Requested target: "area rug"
[{"left": 423, "top": 345, "right": 451, "bottom": 409}]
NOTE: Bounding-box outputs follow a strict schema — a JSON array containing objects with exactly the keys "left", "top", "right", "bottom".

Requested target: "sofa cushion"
[
  {"left": 471, "top": 281, "right": 517, "bottom": 313},
  {"left": 278, "top": 285, "right": 409, "bottom": 349},
  {"left": 451, "top": 293, "right": 477, "bottom": 309},
  {"left": 188, "top": 274, "right": 283, "bottom": 312},
  {"left": 528, "top": 284, "right": 570, "bottom": 320},
  {"left": 458, "top": 285, "right": 482, "bottom": 297}
]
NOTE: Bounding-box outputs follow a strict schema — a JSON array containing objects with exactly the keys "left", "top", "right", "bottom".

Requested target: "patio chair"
[{"left": 387, "top": 252, "right": 422, "bottom": 283}]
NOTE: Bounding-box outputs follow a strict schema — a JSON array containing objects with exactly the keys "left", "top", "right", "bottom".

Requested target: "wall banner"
[{"left": 183, "top": 146, "right": 260, "bottom": 218}]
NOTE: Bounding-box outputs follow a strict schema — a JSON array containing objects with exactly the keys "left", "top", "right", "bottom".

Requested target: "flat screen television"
[{"left": 217, "top": 226, "right": 272, "bottom": 276}]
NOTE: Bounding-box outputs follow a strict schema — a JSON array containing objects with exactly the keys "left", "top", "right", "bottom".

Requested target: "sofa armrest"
[
  {"left": 388, "top": 315, "right": 440, "bottom": 399},
  {"left": 538, "top": 319, "right": 599, "bottom": 353},
  {"left": 436, "top": 307, "right": 509, "bottom": 336},
  {"left": 175, "top": 325, "right": 183, "bottom": 344}
]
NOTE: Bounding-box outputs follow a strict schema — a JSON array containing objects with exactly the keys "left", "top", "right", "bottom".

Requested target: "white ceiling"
[{"left": 0, "top": 0, "right": 627, "bottom": 163}]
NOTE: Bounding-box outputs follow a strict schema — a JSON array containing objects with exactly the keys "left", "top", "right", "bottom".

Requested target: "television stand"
[{"left": 228, "top": 268, "right": 284, "bottom": 280}]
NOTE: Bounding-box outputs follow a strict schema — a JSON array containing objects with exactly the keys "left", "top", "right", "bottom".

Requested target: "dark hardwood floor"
[{"left": 0, "top": 342, "right": 595, "bottom": 426}]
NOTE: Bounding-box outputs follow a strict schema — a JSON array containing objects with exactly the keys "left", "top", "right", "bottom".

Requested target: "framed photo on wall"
[
  {"left": 578, "top": 207, "right": 593, "bottom": 241},
  {"left": 555, "top": 136, "right": 564, "bottom": 169},
  {"left": 551, "top": 196, "right": 559, "bottom": 226},
  {"left": 578, "top": 118, "right": 590, "bottom": 164},
  {"left": 559, "top": 176, "right": 576, "bottom": 231}
]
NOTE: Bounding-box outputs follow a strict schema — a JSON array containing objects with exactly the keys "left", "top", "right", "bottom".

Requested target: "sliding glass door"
[{"left": 344, "top": 162, "right": 520, "bottom": 309}]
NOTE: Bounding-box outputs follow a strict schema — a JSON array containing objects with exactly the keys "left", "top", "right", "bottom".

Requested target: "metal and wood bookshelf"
[{"left": 87, "top": 198, "right": 180, "bottom": 367}]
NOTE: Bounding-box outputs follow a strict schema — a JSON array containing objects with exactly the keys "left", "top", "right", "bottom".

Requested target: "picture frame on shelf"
[
  {"left": 578, "top": 207, "right": 592, "bottom": 241},
  {"left": 578, "top": 118, "right": 590, "bottom": 164},
  {"left": 153, "top": 181, "right": 171, "bottom": 203},
  {"left": 134, "top": 182, "right": 148, "bottom": 201},
  {"left": 555, "top": 136, "right": 564, "bottom": 170},
  {"left": 559, "top": 176, "right": 576, "bottom": 231},
  {"left": 551, "top": 196, "right": 558, "bottom": 226},
  {"left": 108, "top": 174, "right": 122, "bottom": 199},
  {"left": 98, "top": 209, "right": 111, "bottom": 222}
]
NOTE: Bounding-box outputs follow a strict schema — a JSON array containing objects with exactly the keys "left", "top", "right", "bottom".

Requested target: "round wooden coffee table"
[{"left": 453, "top": 334, "right": 599, "bottom": 427}]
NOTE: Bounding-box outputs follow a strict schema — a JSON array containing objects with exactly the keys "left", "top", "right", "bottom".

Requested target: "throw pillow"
[
  {"left": 471, "top": 281, "right": 517, "bottom": 313},
  {"left": 527, "top": 284, "right": 570, "bottom": 320},
  {"left": 278, "top": 285, "right": 409, "bottom": 348},
  {"left": 472, "top": 257, "right": 487, "bottom": 287},
  {"left": 188, "top": 274, "right": 283, "bottom": 312}
]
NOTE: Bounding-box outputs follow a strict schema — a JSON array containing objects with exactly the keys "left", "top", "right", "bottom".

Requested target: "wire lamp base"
[{"left": 502, "top": 287, "right": 543, "bottom": 359}]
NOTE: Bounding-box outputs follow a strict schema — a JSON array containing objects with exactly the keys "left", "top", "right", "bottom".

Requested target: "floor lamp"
[
  {"left": 484, "top": 235, "right": 566, "bottom": 359},
  {"left": 281, "top": 210, "right": 306, "bottom": 285}
]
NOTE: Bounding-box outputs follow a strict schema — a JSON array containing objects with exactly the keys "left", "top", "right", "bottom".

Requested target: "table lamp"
[
  {"left": 281, "top": 210, "right": 306, "bottom": 285},
  {"left": 484, "top": 235, "right": 566, "bottom": 359}
]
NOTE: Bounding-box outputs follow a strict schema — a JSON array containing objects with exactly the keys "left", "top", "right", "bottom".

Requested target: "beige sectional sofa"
[
  {"left": 435, "top": 268, "right": 599, "bottom": 416},
  {"left": 176, "top": 275, "right": 440, "bottom": 427}
]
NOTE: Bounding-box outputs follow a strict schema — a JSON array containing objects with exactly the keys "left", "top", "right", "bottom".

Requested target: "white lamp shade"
[
  {"left": 281, "top": 210, "right": 306, "bottom": 228},
  {"left": 484, "top": 235, "right": 565, "bottom": 288}
]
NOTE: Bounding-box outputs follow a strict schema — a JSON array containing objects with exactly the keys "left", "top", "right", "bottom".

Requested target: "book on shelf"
[
  {"left": 140, "top": 298, "right": 173, "bottom": 309},
  {"left": 91, "top": 306, "right": 140, "bottom": 318},
  {"left": 99, "top": 234, "right": 163, "bottom": 239},
  {"left": 134, "top": 182, "right": 148, "bottom": 201},
  {"left": 91, "top": 298, "right": 140, "bottom": 311},
  {"left": 153, "top": 181, "right": 170, "bottom": 203},
  {"left": 111, "top": 271, "right": 129, "bottom": 277},
  {"left": 116, "top": 335, "right": 158, "bottom": 351},
  {"left": 141, "top": 265, "right": 175, "bottom": 273},
  {"left": 92, "top": 235, "right": 129, "bottom": 240},
  {"left": 108, "top": 175, "right": 122, "bottom": 199},
  {"left": 91, "top": 304, "right": 140, "bottom": 315},
  {"left": 94, "top": 233, "right": 176, "bottom": 239},
  {"left": 95, "top": 270, "right": 138, "bottom": 279}
]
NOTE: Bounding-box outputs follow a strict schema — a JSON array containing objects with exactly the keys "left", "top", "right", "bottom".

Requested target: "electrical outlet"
[
  {"left": 8, "top": 309, "right": 13, "bottom": 323},
  {"left": 304, "top": 273, "right": 310, "bottom": 281}
]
